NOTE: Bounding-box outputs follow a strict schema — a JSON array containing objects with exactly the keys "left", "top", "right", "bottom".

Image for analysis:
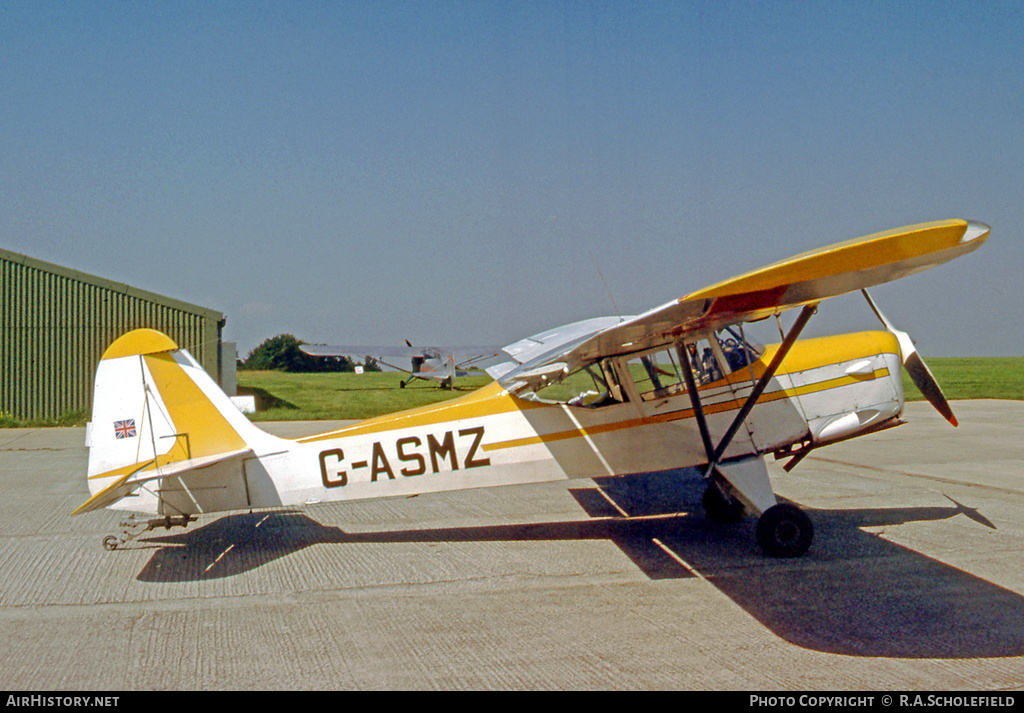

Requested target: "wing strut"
[
  {"left": 691, "top": 303, "right": 818, "bottom": 477},
  {"left": 680, "top": 345, "right": 716, "bottom": 463}
]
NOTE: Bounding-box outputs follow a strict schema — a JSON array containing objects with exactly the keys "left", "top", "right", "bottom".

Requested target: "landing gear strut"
[{"left": 101, "top": 514, "right": 196, "bottom": 550}]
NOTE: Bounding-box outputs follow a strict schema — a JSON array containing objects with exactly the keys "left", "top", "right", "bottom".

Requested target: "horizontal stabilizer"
[
  {"left": 72, "top": 466, "right": 151, "bottom": 516},
  {"left": 73, "top": 448, "right": 253, "bottom": 515},
  {"left": 151, "top": 447, "right": 253, "bottom": 479}
]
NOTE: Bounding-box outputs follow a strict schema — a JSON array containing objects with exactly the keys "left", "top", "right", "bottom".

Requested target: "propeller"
[{"left": 862, "top": 289, "right": 957, "bottom": 427}]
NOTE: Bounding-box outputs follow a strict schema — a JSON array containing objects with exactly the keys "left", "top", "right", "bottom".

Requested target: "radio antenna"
[{"left": 590, "top": 250, "right": 622, "bottom": 320}]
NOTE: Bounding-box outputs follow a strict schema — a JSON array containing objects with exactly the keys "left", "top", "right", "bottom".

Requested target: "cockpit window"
[
  {"left": 627, "top": 348, "right": 687, "bottom": 400},
  {"left": 680, "top": 328, "right": 763, "bottom": 385},
  {"left": 519, "top": 360, "right": 626, "bottom": 407},
  {"left": 684, "top": 339, "right": 724, "bottom": 385},
  {"left": 716, "top": 326, "right": 763, "bottom": 372},
  {"left": 517, "top": 326, "right": 764, "bottom": 406}
]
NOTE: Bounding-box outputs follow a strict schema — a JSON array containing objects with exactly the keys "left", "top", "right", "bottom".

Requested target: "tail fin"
[{"left": 75, "top": 329, "right": 281, "bottom": 516}]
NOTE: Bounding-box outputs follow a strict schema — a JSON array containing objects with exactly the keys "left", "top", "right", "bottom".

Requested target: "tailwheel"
[
  {"left": 101, "top": 535, "right": 120, "bottom": 551},
  {"left": 100, "top": 514, "right": 197, "bottom": 550},
  {"left": 756, "top": 503, "right": 813, "bottom": 558}
]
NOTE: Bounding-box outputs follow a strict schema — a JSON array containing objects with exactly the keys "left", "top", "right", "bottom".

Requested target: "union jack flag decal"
[{"left": 113, "top": 419, "right": 137, "bottom": 439}]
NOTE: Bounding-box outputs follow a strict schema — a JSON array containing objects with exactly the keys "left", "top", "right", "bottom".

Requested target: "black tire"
[
  {"left": 756, "top": 503, "right": 813, "bottom": 558},
  {"left": 702, "top": 484, "right": 744, "bottom": 524}
]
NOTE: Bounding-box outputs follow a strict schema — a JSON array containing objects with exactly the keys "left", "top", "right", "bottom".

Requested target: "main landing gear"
[
  {"left": 101, "top": 514, "right": 196, "bottom": 550},
  {"left": 399, "top": 375, "right": 453, "bottom": 389},
  {"left": 702, "top": 484, "right": 814, "bottom": 558},
  {"left": 755, "top": 503, "right": 813, "bottom": 558},
  {"left": 681, "top": 304, "right": 820, "bottom": 559}
]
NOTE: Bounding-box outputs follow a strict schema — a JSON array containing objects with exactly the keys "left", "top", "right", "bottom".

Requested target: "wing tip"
[{"left": 962, "top": 220, "right": 991, "bottom": 245}]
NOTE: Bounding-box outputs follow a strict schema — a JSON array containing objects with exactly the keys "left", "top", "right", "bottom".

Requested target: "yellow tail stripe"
[{"left": 143, "top": 353, "right": 247, "bottom": 458}]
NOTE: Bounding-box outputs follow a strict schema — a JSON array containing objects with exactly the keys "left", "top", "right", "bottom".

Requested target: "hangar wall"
[{"left": 1, "top": 247, "right": 224, "bottom": 421}]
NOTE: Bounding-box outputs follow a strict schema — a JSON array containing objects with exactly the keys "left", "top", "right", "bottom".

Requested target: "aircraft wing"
[
  {"left": 299, "top": 345, "right": 425, "bottom": 374},
  {"left": 300, "top": 345, "right": 424, "bottom": 359},
  {"left": 301, "top": 344, "right": 501, "bottom": 363},
  {"left": 448, "top": 347, "right": 505, "bottom": 369},
  {"left": 494, "top": 219, "right": 989, "bottom": 394}
]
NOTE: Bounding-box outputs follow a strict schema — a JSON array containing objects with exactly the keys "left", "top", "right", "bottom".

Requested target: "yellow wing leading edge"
[{"left": 686, "top": 219, "right": 989, "bottom": 323}]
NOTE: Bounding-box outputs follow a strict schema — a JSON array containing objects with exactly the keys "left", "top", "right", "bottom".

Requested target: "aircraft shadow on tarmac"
[{"left": 136, "top": 470, "right": 1024, "bottom": 660}]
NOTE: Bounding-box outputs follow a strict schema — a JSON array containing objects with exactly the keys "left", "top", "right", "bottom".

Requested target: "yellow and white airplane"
[{"left": 74, "top": 219, "right": 988, "bottom": 558}]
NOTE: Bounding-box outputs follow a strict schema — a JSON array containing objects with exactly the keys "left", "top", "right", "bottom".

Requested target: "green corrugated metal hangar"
[{"left": 1, "top": 247, "right": 226, "bottom": 421}]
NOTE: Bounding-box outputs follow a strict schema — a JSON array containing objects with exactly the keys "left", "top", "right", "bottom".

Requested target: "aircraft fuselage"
[{"left": 136, "top": 331, "right": 903, "bottom": 518}]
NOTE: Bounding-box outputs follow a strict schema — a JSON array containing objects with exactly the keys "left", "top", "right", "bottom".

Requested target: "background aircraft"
[
  {"left": 74, "top": 219, "right": 988, "bottom": 559},
  {"left": 299, "top": 342, "right": 501, "bottom": 388}
]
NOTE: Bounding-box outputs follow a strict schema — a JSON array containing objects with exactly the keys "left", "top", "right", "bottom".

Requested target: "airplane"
[
  {"left": 73, "top": 218, "right": 988, "bottom": 558},
  {"left": 299, "top": 342, "right": 501, "bottom": 389}
]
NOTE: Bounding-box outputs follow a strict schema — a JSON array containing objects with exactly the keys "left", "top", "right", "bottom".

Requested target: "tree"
[{"left": 240, "top": 334, "right": 353, "bottom": 373}]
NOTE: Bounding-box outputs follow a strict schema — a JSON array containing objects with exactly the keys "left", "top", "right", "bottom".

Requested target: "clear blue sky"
[{"left": 2, "top": 1, "right": 1022, "bottom": 357}]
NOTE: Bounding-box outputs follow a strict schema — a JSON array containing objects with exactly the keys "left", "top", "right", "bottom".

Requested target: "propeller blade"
[{"left": 862, "top": 289, "right": 958, "bottom": 427}]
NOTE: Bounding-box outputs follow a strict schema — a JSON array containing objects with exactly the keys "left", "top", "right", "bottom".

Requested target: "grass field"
[
  {"left": 237, "top": 370, "right": 494, "bottom": 421},
  {"left": 900, "top": 357, "right": 1024, "bottom": 402},
  {"left": 235, "top": 356, "right": 1024, "bottom": 422}
]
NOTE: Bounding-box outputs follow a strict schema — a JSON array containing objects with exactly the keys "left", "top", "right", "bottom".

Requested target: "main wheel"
[{"left": 756, "top": 503, "right": 813, "bottom": 558}]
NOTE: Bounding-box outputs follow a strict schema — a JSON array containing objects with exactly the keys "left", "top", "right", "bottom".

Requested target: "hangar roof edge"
[{"left": 0, "top": 246, "right": 223, "bottom": 323}]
